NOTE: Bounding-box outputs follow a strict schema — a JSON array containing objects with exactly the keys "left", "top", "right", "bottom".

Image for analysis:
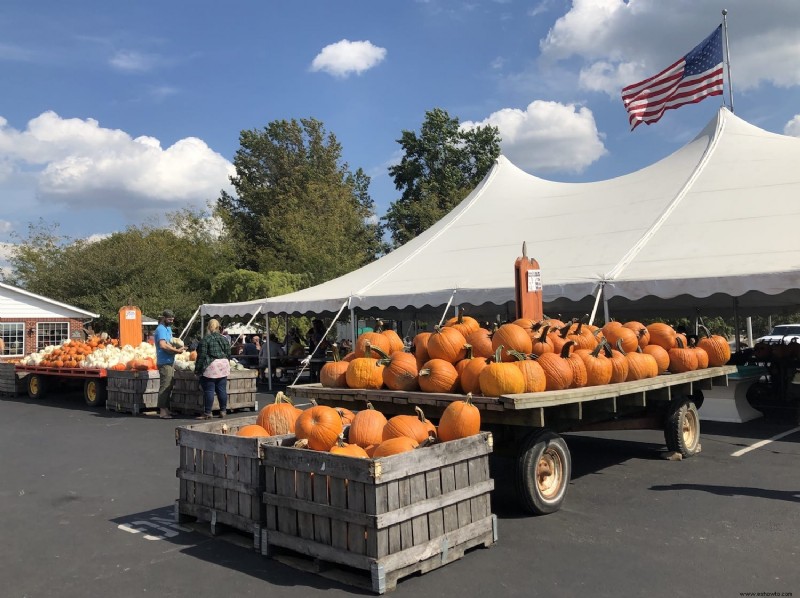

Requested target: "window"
[
  {"left": 1, "top": 323, "right": 25, "bottom": 356},
  {"left": 37, "top": 322, "right": 70, "bottom": 352}
]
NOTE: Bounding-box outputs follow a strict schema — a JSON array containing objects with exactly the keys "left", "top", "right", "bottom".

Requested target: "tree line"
[{"left": 4, "top": 109, "right": 501, "bottom": 331}]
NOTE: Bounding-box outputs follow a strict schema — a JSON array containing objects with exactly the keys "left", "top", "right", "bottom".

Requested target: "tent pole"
[
  {"left": 603, "top": 298, "right": 610, "bottom": 325},
  {"left": 179, "top": 307, "right": 200, "bottom": 340},
  {"left": 266, "top": 313, "right": 272, "bottom": 392},
  {"left": 733, "top": 297, "right": 741, "bottom": 353},
  {"left": 588, "top": 283, "right": 605, "bottom": 327},
  {"left": 350, "top": 307, "right": 356, "bottom": 344},
  {"left": 438, "top": 291, "right": 457, "bottom": 328}
]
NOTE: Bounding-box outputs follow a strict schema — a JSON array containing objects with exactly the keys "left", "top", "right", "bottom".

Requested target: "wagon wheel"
[
  {"left": 516, "top": 428, "right": 571, "bottom": 515},
  {"left": 27, "top": 374, "right": 47, "bottom": 399},
  {"left": 664, "top": 400, "right": 700, "bottom": 457},
  {"left": 84, "top": 379, "right": 108, "bottom": 408}
]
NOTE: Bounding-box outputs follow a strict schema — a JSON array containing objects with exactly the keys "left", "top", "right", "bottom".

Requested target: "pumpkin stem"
[
  {"left": 536, "top": 325, "right": 551, "bottom": 343},
  {"left": 331, "top": 343, "right": 341, "bottom": 361},
  {"left": 414, "top": 406, "right": 430, "bottom": 423},
  {"left": 420, "top": 433, "right": 438, "bottom": 448},
  {"left": 465, "top": 392, "right": 474, "bottom": 407},
  {"left": 335, "top": 434, "right": 347, "bottom": 448},
  {"left": 493, "top": 345, "right": 504, "bottom": 363},
  {"left": 590, "top": 343, "right": 604, "bottom": 358},
  {"left": 508, "top": 348, "right": 529, "bottom": 361},
  {"left": 293, "top": 438, "right": 309, "bottom": 449},
  {"left": 560, "top": 340, "right": 576, "bottom": 358},
  {"left": 615, "top": 338, "right": 628, "bottom": 356},
  {"left": 675, "top": 336, "right": 686, "bottom": 349},
  {"left": 463, "top": 344, "right": 474, "bottom": 360},
  {"left": 365, "top": 401, "right": 376, "bottom": 410},
  {"left": 274, "top": 391, "right": 294, "bottom": 405},
  {"left": 698, "top": 324, "right": 711, "bottom": 339}
]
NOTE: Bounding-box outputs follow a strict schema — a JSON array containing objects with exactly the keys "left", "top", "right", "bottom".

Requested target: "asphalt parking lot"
[{"left": 1, "top": 390, "right": 798, "bottom": 598}]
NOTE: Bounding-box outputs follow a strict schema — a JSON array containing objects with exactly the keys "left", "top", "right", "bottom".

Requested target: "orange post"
[
  {"left": 118, "top": 306, "right": 143, "bottom": 348},
  {"left": 514, "top": 242, "right": 543, "bottom": 321}
]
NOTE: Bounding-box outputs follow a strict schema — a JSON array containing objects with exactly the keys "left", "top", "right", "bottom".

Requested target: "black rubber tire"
[
  {"left": 27, "top": 374, "right": 47, "bottom": 399},
  {"left": 84, "top": 379, "right": 107, "bottom": 407},
  {"left": 516, "top": 429, "right": 571, "bottom": 515},
  {"left": 664, "top": 400, "right": 700, "bottom": 457}
]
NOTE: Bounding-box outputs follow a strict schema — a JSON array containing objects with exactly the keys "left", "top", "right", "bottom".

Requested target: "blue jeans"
[{"left": 199, "top": 376, "right": 228, "bottom": 415}]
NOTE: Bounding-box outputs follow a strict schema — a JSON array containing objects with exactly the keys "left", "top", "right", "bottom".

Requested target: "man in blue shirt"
[{"left": 154, "top": 309, "right": 185, "bottom": 419}]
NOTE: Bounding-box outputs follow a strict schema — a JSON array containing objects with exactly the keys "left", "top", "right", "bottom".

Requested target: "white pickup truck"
[{"left": 755, "top": 323, "right": 800, "bottom": 344}]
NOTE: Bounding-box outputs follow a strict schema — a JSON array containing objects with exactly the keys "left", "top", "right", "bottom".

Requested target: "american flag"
[{"left": 622, "top": 26, "right": 724, "bottom": 131}]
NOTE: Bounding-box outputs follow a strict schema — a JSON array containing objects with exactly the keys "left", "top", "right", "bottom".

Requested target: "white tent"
[{"left": 204, "top": 108, "right": 800, "bottom": 322}]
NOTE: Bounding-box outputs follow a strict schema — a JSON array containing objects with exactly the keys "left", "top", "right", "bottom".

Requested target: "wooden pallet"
[
  {"left": 175, "top": 416, "right": 286, "bottom": 550},
  {"left": 260, "top": 432, "right": 497, "bottom": 594},
  {"left": 105, "top": 369, "right": 159, "bottom": 414},
  {"left": 170, "top": 369, "right": 258, "bottom": 414}
]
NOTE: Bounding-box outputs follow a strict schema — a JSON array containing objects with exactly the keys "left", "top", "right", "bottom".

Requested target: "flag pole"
[{"left": 722, "top": 9, "right": 735, "bottom": 112}]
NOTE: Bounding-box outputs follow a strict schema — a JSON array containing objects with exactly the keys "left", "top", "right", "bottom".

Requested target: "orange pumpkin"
[
  {"left": 697, "top": 325, "right": 731, "bottom": 367},
  {"left": 668, "top": 337, "right": 698, "bottom": 373},
  {"left": 256, "top": 392, "right": 302, "bottom": 435},
  {"left": 574, "top": 343, "right": 612, "bottom": 387},
  {"left": 444, "top": 309, "right": 480, "bottom": 337},
  {"left": 418, "top": 358, "right": 459, "bottom": 393},
  {"left": 411, "top": 332, "right": 432, "bottom": 369},
  {"left": 294, "top": 405, "right": 344, "bottom": 451},
  {"left": 427, "top": 326, "right": 468, "bottom": 364},
  {"left": 479, "top": 348, "right": 526, "bottom": 396},
  {"left": 465, "top": 328, "right": 494, "bottom": 359},
  {"left": 354, "top": 332, "right": 392, "bottom": 358},
  {"left": 643, "top": 344, "right": 670, "bottom": 374},
  {"left": 375, "top": 349, "right": 419, "bottom": 391},
  {"left": 329, "top": 437, "right": 369, "bottom": 458},
  {"left": 320, "top": 350, "right": 350, "bottom": 388},
  {"left": 348, "top": 402, "right": 387, "bottom": 448},
  {"left": 647, "top": 322, "right": 677, "bottom": 351},
  {"left": 372, "top": 436, "right": 419, "bottom": 458},
  {"left": 491, "top": 323, "right": 532, "bottom": 362},
  {"left": 438, "top": 394, "right": 481, "bottom": 441},
  {"left": 534, "top": 343, "right": 576, "bottom": 391},
  {"left": 459, "top": 355, "right": 491, "bottom": 395},
  {"left": 383, "top": 412, "right": 431, "bottom": 444},
  {"left": 345, "top": 348, "right": 385, "bottom": 389},
  {"left": 237, "top": 424, "right": 271, "bottom": 437}
]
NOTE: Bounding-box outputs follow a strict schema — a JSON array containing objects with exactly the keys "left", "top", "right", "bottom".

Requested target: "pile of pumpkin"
[
  {"left": 318, "top": 315, "right": 732, "bottom": 397},
  {"left": 23, "top": 335, "right": 119, "bottom": 368},
  {"left": 235, "top": 392, "right": 480, "bottom": 458}
]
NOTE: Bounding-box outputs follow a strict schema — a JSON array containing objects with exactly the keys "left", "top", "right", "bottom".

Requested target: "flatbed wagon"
[
  {"left": 14, "top": 364, "right": 109, "bottom": 407},
  {"left": 289, "top": 365, "right": 737, "bottom": 515}
]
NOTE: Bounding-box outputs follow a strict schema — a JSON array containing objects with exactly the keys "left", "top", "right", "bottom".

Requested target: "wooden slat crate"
[
  {"left": 0, "top": 363, "right": 28, "bottom": 396},
  {"left": 175, "top": 416, "right": 285, "bottom": 549},
  {"left": 261, "top": 432, "right": 497, "bottom": 594},
  {"left": 105, "top": 369, "right": 159, "bottom": 414},
  {"left": 170, "top": 369, "right": 257, "bottom": 415}
]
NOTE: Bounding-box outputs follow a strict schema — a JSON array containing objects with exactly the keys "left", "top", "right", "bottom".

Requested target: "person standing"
[
  {"left": 155, "top": 309, "right": 184, "bottom": 419},
  {"left": 194, "top": 318, "right": 232, "bottom": 420}
]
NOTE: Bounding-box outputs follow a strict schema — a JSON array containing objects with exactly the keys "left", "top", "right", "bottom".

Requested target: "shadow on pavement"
[{"left": 649, "top": 483, "right": 800, "bottom": 503}]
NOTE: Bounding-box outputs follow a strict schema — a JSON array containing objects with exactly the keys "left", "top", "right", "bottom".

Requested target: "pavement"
[{"left": 1, "top": 388, "right": 798, "bottom": 598}]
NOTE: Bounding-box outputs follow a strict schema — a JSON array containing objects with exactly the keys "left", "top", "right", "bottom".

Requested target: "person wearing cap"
[{"left": 154, "top": 309, "right": 185, "bottom": 419}]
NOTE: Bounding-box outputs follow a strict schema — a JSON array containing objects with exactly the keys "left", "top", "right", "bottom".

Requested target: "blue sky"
[{"left": 0, "top": 0, "right": 798, "bottom": 265}]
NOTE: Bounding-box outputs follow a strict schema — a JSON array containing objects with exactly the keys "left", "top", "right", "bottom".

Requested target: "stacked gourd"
[
  {"left": 23, "top": 336, "right": 121, "bottom": 368},
  {"left": 319, "top": 315, "right": 731, "bottom": 397},
  {"left": 237, "top": 391, "right": 481, "bottom": 458}
]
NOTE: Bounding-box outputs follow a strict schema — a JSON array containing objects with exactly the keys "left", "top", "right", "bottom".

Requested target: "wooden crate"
[
  {"left": 105, "top": 369, "right": 159, "bottom": 414},
  {"left": 260, "top": 432, "right": 497, "bottom": 594},
  {"left": 0, "top": 363, "right": 28, "bottom": 396},
  {"left": 175, "top": 416, "right": 286, "bottom": 549},
  {"left": 170, "top": 369, "right": 257, "bottom": 414}
]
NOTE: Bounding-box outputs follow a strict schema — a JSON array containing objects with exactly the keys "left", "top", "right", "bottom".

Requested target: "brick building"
[{"left": 0, "top": 282, "right": 99, "bottom": 361}]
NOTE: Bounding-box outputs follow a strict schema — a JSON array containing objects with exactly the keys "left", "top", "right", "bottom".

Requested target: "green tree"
[
  {"left": 208, "top": 269, "right": 309, "bottom": 304},
  {"left": 383, "top": 108, "right": 501, "bottom": 246},
  {"left": 7, "top": 212, "right": 234, "bottom": 331},
  {"left": 217, "top": 118, "right": 384, "bottom": 284}
]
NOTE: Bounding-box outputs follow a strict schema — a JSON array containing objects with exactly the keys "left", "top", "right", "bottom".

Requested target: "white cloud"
[
  {"left": 539, "top": 0, "right": 800, "bottom": 95},
  {"left": 462, "top": 100, "right": 607, "bottom": 173},
  {"left": 785, "top": 115, "right": 800, "bottom": 137},
  {"left": 0, "top": 111, "right": 234, "bottom": 210},
  {"left": 109, "top": 50, "right": 159, "bottom": 72},
  {"left": 310, "top": 40, "right": 386, "bottom": 78},
  {"left": 0, "top": 220, "right": 12, "bottom": 234}
]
